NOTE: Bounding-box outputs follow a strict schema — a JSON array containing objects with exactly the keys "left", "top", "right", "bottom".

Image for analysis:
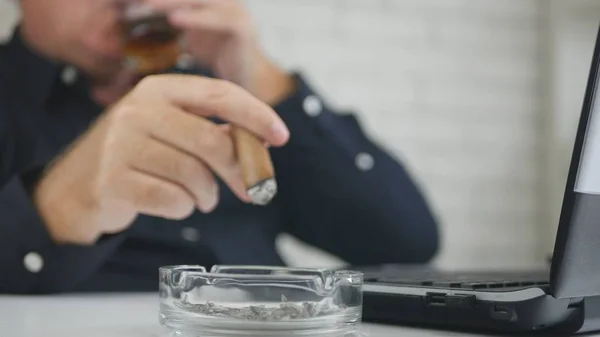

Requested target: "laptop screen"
[
  {"left": 550, "top": 23, "right": 600, "bottom": 299},
  {"left": 574, "top": 50, "right": 600, "bottom": 195}
]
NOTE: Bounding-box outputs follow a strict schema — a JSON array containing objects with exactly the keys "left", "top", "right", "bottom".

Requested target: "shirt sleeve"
[
  {"left": 270, "top": 74, "right": 440, "bottom": 265},
  {"left": 0, "top": 101, "right": 125, "bottom": 294}
]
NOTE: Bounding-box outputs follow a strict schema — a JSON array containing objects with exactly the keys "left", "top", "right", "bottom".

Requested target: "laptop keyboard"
[{"left": 362, "top": 267, "right": 549, "bottom": 290}]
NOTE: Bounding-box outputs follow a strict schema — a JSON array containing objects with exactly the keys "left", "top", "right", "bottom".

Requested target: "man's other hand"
[{"left": 147, "top": 0, "right": 296, "bottom": 105}]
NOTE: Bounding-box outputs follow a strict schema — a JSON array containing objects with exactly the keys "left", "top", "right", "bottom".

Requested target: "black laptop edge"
[{"left": 360, "top": 23, "right": 600, "bottom": 334}]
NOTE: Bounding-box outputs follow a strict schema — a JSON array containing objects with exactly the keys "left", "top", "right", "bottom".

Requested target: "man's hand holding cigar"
[
  {"left": 34, "top": 75, "right": 290, "bottom": 245},
  {"left": 33, "top": 0, "right": 295, "bottom": 245}
]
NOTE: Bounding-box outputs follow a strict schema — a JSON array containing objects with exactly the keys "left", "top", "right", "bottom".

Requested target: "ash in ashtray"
[{"left": 176, "top": 295, "right": 343, "bottom": 321}]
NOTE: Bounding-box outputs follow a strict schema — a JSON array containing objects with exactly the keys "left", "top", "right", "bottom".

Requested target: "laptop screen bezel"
[{"left": 549, "top": 23, "right": 600, "bottom": 297}]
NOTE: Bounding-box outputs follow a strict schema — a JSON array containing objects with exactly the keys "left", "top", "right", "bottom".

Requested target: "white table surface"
[
  {"left": 0, "top": 293, "right": 569, "bottom": 337},
  {"left": 0, "top": 293, "right": 600, "bottom": 337}
]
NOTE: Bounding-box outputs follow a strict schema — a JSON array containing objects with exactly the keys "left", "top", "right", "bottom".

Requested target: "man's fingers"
[
  {"left": 217, "top": 124, "right": 232, "bottom": 133},
  {"left": 120, "top": 169, "right": 196, "bottom": 220},
  {"left": 128, "top": 102, "right": 250, "bottom": 203},
  {"left": 134, "top": 75, "right": 289, "bottom": 147},
  {"left": 147, "top": 0, "right": 243, "bottom": 31},
  {"left": 168, "top": 8, "right": 234, "bottom": 33},
  {"left": 146, "top": 0, "right": 232, "bottom": 10},
  {"left": 130, "top": 137, "right": 220, "bottom": 213}
]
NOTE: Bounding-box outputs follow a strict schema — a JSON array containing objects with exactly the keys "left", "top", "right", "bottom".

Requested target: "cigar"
[{"left": 232, "top": 126, "right": 277, "bottom": 205}]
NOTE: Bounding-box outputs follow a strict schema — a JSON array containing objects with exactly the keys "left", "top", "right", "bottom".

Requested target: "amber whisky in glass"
[{"left": 122, "top": 4, "right": 182, "bottom": 74}]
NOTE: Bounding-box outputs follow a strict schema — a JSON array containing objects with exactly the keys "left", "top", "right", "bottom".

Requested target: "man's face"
[{"left": 20, "top": 0, "right": 128, "bottom": 80}]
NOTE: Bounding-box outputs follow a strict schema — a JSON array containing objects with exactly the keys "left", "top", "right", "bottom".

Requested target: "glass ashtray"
[{"left": 158, "top": 265, "right": 364, "bottom": 336}]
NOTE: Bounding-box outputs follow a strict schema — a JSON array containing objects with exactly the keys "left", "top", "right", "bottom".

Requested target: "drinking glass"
[{"left": 121, "top": 1, "right": 192, "bottom": 74}]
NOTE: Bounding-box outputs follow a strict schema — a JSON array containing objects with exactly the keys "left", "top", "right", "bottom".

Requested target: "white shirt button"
[
  {"left": 355, "top": 152, "right": 375, "bottom": 171},
  {"left": 23, "top": 252, "right": 44, "bottom": 273},
  {"left": 176, "top": 53, "right": 195, "bottom": 70},
  {"left": 303, "top": 95, "right": 323, "bottom": 117},
  {"left": 181, "top": 227, "right": 201, "bottom": 242},
  {"left": 61, "top": 66, "right": 78, "bottom": 86}
]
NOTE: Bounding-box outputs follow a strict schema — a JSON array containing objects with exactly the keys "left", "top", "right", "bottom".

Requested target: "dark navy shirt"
[{"left": 0, "top": 28, "right": 439, "bottom": 294}]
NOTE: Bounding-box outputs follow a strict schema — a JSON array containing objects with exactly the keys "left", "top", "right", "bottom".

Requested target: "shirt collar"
[{"left": 3, "top": 26, "right": 69, "bottom": 107}]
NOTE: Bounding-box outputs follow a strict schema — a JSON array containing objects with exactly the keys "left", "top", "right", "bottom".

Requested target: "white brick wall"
[
  {"left": 2, "top": 1, "right": 597, "bottom": 271},
  {"left": 245, "top": 0, "right": 545, "bottom": 269}
]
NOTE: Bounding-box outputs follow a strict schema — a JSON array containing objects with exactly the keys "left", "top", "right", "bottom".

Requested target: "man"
[{"left": 0, "top": 0, "right": 439, "bottom": 294}]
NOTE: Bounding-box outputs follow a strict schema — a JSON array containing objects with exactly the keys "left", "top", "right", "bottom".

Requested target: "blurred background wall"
[{"left": 1, "top": 0, "right": 599, "bottom": 270}]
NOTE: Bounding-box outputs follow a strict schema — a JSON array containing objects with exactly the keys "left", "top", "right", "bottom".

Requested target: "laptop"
[{"left": 358, "top": 23, "right": 600, "bottom": 334}]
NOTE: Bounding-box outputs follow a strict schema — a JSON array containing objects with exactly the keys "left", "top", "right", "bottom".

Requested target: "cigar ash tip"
[{"left": 247, "top": 178, "right": 277, "bottom": 206}]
